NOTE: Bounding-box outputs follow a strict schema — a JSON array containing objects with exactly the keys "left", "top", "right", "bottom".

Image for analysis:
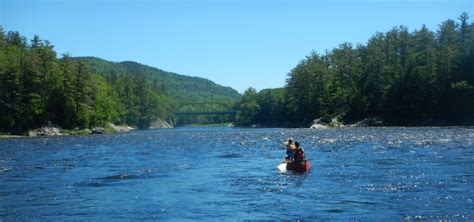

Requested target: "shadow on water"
[
  {"left": 217, "top": 153, "right": 243, "bottom": 159},
  {"left": 77, "top": 169, "right": 165, "bottom": 188}
]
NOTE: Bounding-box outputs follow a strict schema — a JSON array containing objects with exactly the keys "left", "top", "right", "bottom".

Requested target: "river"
[{"left": 0, "top": 127, "right": 473, "bottom": 220}]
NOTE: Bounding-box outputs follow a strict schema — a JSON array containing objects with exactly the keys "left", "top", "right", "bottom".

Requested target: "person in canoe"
[
  {"left": 293, "top": 141, "right": 305, "bottom": 161},
  {"left": 284, "top": 138, "right": 296, "bottom": 162},
  {"left": 285, "top": 141, "right": 311, "bottom": 172}
]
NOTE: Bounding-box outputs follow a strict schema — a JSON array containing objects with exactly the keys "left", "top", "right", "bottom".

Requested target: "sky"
[{"left": 1, "top": 0, "right": 472, "bottom": 93}]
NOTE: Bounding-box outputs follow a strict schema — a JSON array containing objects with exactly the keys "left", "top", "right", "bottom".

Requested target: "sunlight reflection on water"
[{"left": 0, "top": 127, "right": 473, "bottom": 220}]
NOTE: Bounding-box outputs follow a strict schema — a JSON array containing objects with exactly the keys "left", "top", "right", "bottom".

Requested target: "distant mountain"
[{"left": 73, "top": 57, "right": 241, "bottom": 103}]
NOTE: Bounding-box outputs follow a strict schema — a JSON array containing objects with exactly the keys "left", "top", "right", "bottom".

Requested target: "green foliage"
[
  {"left": 89, "top": 75, "right": 119, "bottom": 127},
  {"left": 255, "top": 88, "right": 285, "bottom": 125},
  {"left": 74, "top": 57, "right": 241, "bottom": 127},
  {"left": 235, "top": 12, "right": 474, "bottom": 126},
  {"left": 0, "top": 28, "right": 240, "bottom": 133},
  {"left": 73, "top": 57, "right": 241, "bottom": 103},
  {"left": 235, "top": 87, "right": 287, "bottom": 126},
  {"left": 235, "top": 88, "right": 260, "bottom": 126}
]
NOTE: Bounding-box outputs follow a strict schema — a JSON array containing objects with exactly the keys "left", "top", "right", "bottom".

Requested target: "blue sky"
[{"left": 1, "top": 0, "right": 472, "bottom": 93}]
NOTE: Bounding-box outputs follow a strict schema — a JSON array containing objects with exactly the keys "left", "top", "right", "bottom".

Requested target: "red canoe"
[{"left": 286, "top": 160, "right": 311, "bottom": 172}]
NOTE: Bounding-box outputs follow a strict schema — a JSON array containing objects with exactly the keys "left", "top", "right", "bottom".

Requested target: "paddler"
[{"left": 284, "top": 138, "right": 296, "bottom": 162}]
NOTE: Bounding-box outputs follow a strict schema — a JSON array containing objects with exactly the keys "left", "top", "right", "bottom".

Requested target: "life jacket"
[{"left": 294, "top": 147, "right": 305, "bottom": 161}]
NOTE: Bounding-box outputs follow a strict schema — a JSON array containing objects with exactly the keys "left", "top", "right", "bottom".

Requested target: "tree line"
[
  {"left": 235, "top": 13, "right": 474, "bottom": 126},
  {"left": 0, "top": 28, "right": 170, "bottom": 133}
]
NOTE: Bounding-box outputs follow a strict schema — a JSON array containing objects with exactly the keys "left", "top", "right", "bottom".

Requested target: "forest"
[
  {"left": 0, "top": 28, "right": 240, "bottom": 134},
  {"left": 235, "top": 13, "right": 474, "bottom": 127},
  {"left": 73, "top": 57, "right": 240, "bottom": 126}
]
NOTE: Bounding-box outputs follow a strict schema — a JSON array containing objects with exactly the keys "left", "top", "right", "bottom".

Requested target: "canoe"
[{"left": 278, "top": 160, "right": 311, "bottom": 173}]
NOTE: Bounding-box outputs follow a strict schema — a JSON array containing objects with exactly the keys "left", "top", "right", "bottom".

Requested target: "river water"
[{"left": 0, "top": 127, "right": 473, "bottom": 220}]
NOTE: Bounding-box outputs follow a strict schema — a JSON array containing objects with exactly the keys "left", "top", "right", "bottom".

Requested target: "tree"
[
  {"left": 255, "top": 88, "right": 285, "bottom": 125},
  {"left": 360, "top": 33, "right": 387, "bottom": 116},
  {"left": 235, "top": 88, "right": 260, "bottom": 126},
  {"left": 73, "top": 61, "right": 94, "bottom": 128},
  {"left": 89, "top": 75, "right": 119, "bottom": 127},
  {"left": 0, "top": 37, "right": 23, "bottom": 131},
  {"left": 53, "top": 54, "right": 77, "bottom": 128},
  {"left": 458, "top": 12, "right": 470, "bottom": 56}
]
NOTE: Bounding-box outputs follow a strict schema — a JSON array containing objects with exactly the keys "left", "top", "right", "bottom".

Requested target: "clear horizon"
[{"left": 1, "top": 0, "right": 472, "bottom": 93}]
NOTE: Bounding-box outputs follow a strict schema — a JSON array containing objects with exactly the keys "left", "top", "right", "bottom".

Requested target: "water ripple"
[{"left": 0, "top": 127, "right": 472, "bottom": 220}]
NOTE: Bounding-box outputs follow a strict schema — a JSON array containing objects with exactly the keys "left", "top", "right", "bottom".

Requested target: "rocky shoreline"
[
  {"left": 0, "top": 118, "right": 175, "bottom": 138},
  {"left": 309, "top": 116, "right": 384, "bottom": 129},
  {"left": 149, "top": 118, "right": 174, "bottom": 129},
  {"left": 1, "top": 117, "right": 468, "bottom": 138},
  {"left": 25, "top": 123, "right": 136, "bottom": 137},
  {"left": 307, "top": 115, "right": 467, "bottom": 129}
]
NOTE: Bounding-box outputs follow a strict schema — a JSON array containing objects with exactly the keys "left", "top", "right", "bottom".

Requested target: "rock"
[
  {"left": 309, "top": 118, "right": 329, "bottom": 129},
  {"left": 35, "top": 126, "right": 63, "bottom": 136},
  {"left": 312, "top": 118, "right": 323, "bottom": 124},
  {"left": 149, "top": 118, "right": 174, "bottom": 129},
  {"left": 330, "top": 114, "right": 345, "bottom": 127},
  {"left": 26, "top": 125, "right": 65, "bottom": 137},
  {"left": 371, "top": 118, "right": 384, "bottom": 126},
  {"left": 91, "top": 127, "right": 106, "bottom": 134},
  {"left": 310, "top": 123, "right": 328, "bottom": 129},
  {"left": 107, "top": 123, "right": 133, "bottom": 133}
]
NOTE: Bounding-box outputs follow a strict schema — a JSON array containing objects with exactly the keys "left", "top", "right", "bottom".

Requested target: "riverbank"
[
  {"left": 0, "top": 118, "right": 176, "bottom": 138},
  {"left": 2, "top": 121, "right": 173, "bottom": 139},
  {"left": 178, "top": 123, "right": 234, "bottom": 128},
  {"left": 0, "top": 123, "right": 135, "bottom": 139},
  {"left": 0, "top": 134, "right": 25, "bottom": 138},
  {"left": 244, "top": 115, "right": 473, "bottom": 129}
]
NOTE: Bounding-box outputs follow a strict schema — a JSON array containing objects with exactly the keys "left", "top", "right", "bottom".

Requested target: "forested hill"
[
  {"left": 72, "top": 57, "right": 241, "bottom": 103},
  {"left": 234, "top": 13, "right": 474, "bottom": 127},
  {"left": 0, "top": 28, "right": 240, "bottom": 133}
]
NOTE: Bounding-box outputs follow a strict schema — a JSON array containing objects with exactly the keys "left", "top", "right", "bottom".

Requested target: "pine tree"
[
  {"left": 54, "top": 54, "right": 77, "bottom": 128},
  {"left": 0, "top": 32, "right": 23, "bottom": 131},
  {"left": 73, "top": 61, "right": 93, "bottom": 128}
]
